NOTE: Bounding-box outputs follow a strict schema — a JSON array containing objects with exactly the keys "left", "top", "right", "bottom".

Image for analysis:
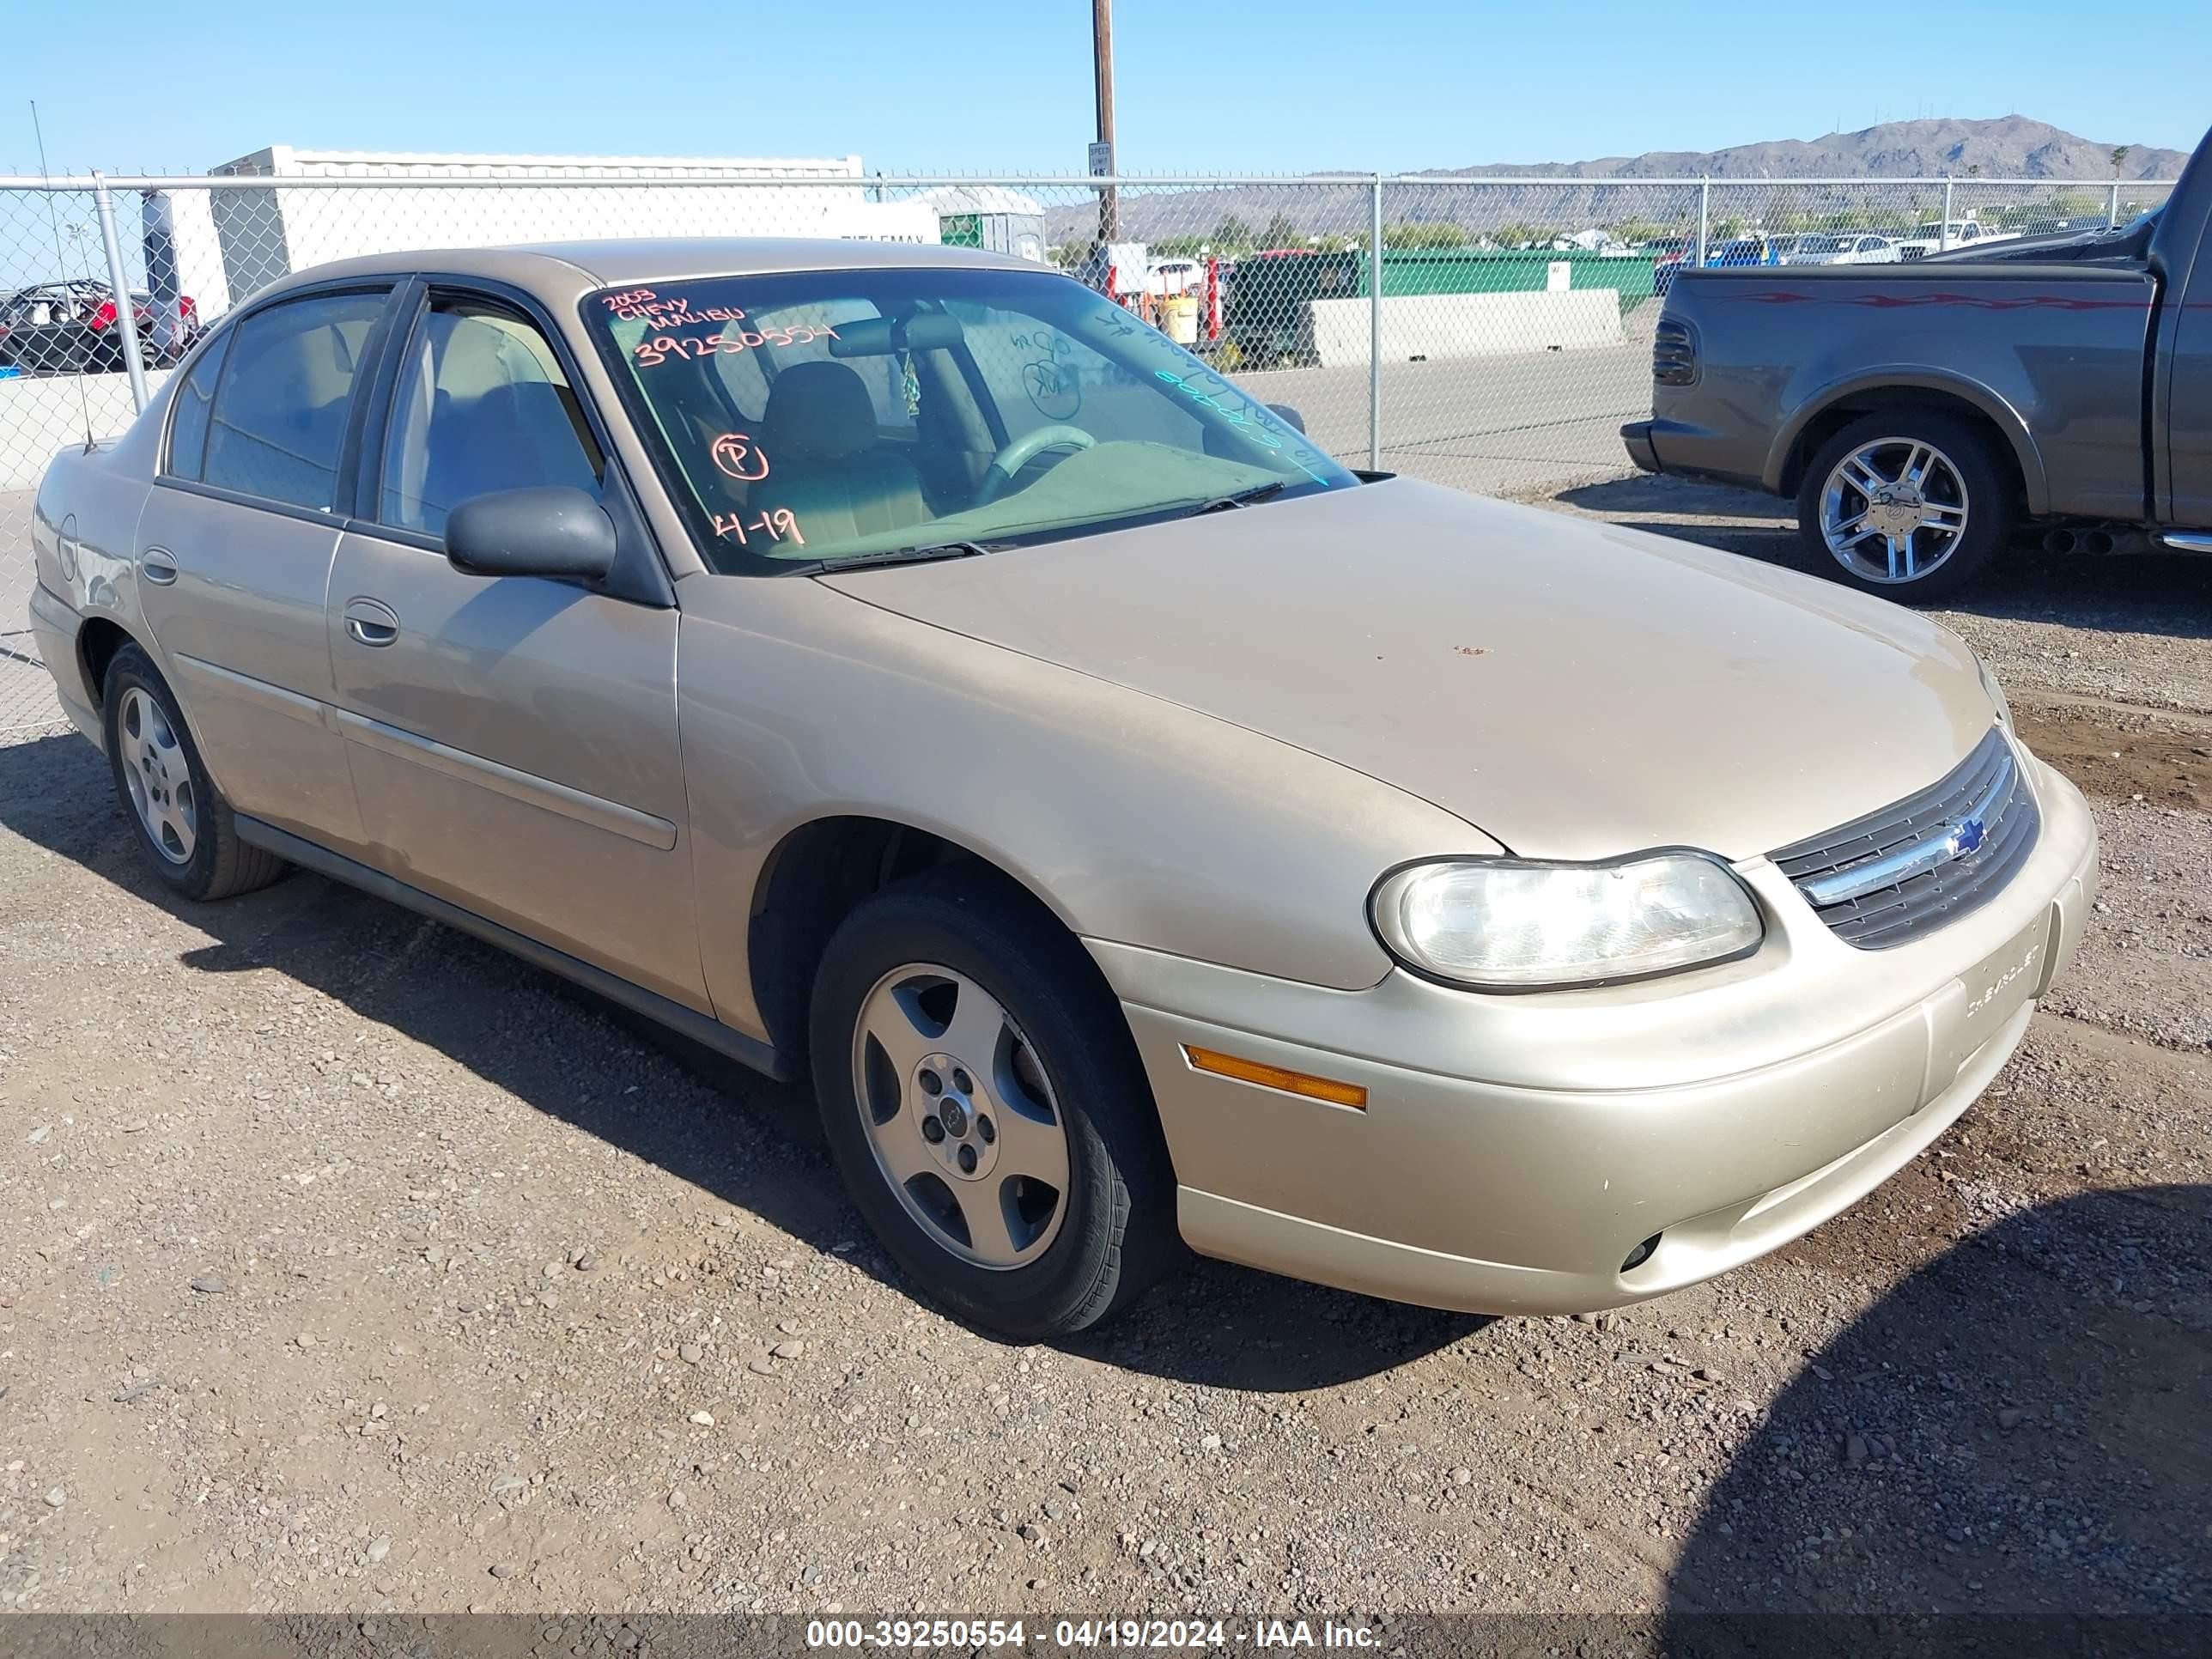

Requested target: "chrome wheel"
[
  {"left": 1819, "top": 437, "right": 1970, "bottom": 585},
  {"left": 851, "top": 963, "right": 1069, "bottom": 1270},
  {"left": 118, "top": 686, "right": 196, "bottom": 865}
]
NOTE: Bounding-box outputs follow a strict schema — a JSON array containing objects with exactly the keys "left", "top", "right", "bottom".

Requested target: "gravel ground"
[{"left": 1, "top": 479, "right": 2206, "bottom": 1621}]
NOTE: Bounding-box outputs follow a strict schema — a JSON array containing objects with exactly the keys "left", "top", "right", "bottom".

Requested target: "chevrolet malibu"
[{"left": 27, "top": 240, "right": 2097, "bottom": 1339}]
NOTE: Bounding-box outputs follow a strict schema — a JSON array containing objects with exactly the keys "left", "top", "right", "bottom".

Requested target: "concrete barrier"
[
  {"left": 0, "top": 369, "right": 171, "bottom": 491},
  {"left": 1305, "top": 289, "right": 1623, "bottom": 368}
]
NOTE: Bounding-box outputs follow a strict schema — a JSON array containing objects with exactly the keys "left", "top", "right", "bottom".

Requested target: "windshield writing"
[{"left": 586, "top": 264, "right": 1354, "bottom": 574}]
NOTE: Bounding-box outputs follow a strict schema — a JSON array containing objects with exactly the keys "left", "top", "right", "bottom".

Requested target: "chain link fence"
[{"left": 0, "top": 167, "right": 2178, "bottom": 742}]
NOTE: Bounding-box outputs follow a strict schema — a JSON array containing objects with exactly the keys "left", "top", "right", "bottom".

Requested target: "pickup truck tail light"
[{"left": 1652, "top": 318, "right": 1698, "bottom": 386}]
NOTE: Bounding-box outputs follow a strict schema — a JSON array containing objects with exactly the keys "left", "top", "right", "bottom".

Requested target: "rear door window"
[{"left": 201, "top": 290, "right": 388, "bottom": 511}]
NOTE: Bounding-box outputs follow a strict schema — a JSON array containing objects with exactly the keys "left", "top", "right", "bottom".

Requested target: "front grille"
[
  {"left": 1652, "top": 318, "right": 1698, "bottom": 385},
  {"left": 1769, "top": 728, "right": 2039, "bottom": 950}
]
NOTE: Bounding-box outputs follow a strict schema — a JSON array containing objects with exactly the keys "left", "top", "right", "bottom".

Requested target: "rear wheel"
[
  {"left": 1796, "top": 410, "right": 2014, "bottom": 602},
  {"left": 809, "top": 869, "right": 1178, "bottom": 1339},
  {"left": 101, "top": 644, "right": 288, "bottom": 902}
]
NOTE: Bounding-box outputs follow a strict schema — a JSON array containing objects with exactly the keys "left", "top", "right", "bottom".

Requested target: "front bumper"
[
  {"left": 1620, "top": 419, "right": 1660, "bottom": 475},
  {"left": 1091, "top": 752, "right": 2097, "bottom": 1317}
]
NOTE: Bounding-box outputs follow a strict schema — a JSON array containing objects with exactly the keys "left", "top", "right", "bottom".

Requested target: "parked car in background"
[
  {"left": 29, "top": 237, "right": 2094, "bottom": 1339},
  {"left": 0, "top": 279, "right": 199, "bottom": 375},
  {"left": 1705, "top": 236, "right": 1780, "bottom": 269},
  {"left": 1646, "top": 237, "right": 1693, "bottom": 296},
  {"left": 1622, "top": 120, "right": 2212, "bottom": 600},
  {"left": 1894, "top": 217, "right": 2021, "bottom": 260},
  {"left": 1216, "top": 246, "right": 1361, "bottom": 366},
  {"left": 1779, "top": 233, "right": 1900, "bottom": 266}
]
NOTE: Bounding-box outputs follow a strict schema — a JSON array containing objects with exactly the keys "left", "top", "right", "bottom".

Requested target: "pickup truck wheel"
[
  {"left": 100, "top": 644, "right": 289, "bottom": 902},
  {"left": 1796, "top": 412, "right": 2014, "bottom": 602},
  {"left": 809, "top": 869, "right": 1179, "bottom": 1340}
]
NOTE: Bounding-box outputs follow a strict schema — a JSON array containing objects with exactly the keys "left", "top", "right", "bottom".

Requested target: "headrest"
[{"left": 761, "top": 361, "right": 878, "bottom": 463}]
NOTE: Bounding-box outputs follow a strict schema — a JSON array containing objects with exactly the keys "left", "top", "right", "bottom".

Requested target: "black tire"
[
  {"left": 809, "top": 867, "right": 1179, "bottom": 1339},
  {"left": 101, "top": 643, "right": 288, "bottom": 902},
  {"left": 1796, "top": 410, "right": 2016, "bottom": 604}
]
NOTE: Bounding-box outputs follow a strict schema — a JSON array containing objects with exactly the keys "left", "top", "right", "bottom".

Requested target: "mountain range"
[
  {"left": 1050, "top": 118, "right": 2193, "bottom": 244},
  {"left": 1407, "top": 116, "right": 2190, "bottom": 183}
]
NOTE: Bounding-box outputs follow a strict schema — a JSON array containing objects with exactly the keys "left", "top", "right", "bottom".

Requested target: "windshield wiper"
[
  {"left": 1189, "top": 481, "right": 1290, "bottom": 515},
  {"left": 784, "top": 541, "right": 991, "bottom": 576}
]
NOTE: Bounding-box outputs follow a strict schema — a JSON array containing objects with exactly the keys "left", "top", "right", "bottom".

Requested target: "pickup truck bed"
[{"left": 1624, "top": 124, "right": 2212, "bottom": 599}]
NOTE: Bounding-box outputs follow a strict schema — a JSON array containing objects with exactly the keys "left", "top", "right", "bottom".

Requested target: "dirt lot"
[{"left": 0, "top": 482, "right": 2206, "bottom": 1623}]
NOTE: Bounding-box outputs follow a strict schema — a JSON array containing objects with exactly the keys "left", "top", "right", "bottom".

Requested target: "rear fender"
[{"left": 1766, "top": 368, "right": 2048, "bottom": 514}]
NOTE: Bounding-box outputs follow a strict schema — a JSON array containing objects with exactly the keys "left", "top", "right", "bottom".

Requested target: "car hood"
[{"left": 819, "top": 477, "right": 1996, "bottom": 861}]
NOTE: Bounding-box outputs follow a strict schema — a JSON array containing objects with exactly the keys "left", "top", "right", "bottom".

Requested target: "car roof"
[{"left": 254, "top": 237, "right": 1036, "bottom": 306}]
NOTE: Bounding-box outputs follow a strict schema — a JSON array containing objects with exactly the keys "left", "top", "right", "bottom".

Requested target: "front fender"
[{"left": 671, "top": 576, "right": 1498, "bottom": 1044}]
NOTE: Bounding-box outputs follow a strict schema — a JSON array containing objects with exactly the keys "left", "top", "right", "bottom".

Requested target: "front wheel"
[
  {"left": 809, "top": 870, "right": 1179, "bottom": 1339},
  {"left": 1796, "top": 410, "right": 2015, "bottom": 603}
]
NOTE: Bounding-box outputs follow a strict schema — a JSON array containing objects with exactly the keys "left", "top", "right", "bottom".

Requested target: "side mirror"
[
  {"left": 444, "top": 486, "right": 617, "bottom": 581},
  {"left": 1266, "top": 403, "right": 1308, "bottom": 434}
]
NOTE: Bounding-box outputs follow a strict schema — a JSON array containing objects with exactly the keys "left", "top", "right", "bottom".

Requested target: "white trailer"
[{"left": 174, "top": 146, "right": 941, "bottom": 319}]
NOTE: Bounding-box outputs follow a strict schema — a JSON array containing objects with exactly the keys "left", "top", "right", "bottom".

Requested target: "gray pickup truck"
[{"left": 1622, "top": 124, "right": 2212, "bottom": 600}]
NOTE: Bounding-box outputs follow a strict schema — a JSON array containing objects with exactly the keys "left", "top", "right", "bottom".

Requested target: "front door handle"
[
  {"left": 343, "top": 597, "right": 401, "bottom": 647},
  {"left": 140, "top": 546, "right": 179, "bottom": 586}
]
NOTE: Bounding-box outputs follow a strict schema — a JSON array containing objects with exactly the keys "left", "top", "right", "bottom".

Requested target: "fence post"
[
  {"left": 1694, "top": 179, "right": 1710, "bottom": 270},
  {"left": 1939, "top": 179, "right": 1954, "bottom": 252},
  {"left": 1369, "top": 173, "right": 1383, "bottom": 472},
  {"left": 2107, "top": 182, "right": 2122, "bottom": 228},
  {"left": 91, "top": 173, "right": 149, "bottom": 415}
]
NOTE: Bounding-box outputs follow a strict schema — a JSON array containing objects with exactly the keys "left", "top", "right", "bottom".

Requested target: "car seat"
[{"left": 748, "top": 361, "right": 931, "bottom": 547}]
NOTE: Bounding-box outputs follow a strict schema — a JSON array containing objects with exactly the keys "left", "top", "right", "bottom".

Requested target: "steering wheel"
[{"left": 976, "top": 424, "right": 1096, "bottom": 505}]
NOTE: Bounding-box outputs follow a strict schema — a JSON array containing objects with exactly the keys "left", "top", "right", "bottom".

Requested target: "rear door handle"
[
  {"left": 343, "top": 597, "right": 401, "bottom": 647},
  {"left": 140, "top": 546, "right": 179, "bottom": 586}
]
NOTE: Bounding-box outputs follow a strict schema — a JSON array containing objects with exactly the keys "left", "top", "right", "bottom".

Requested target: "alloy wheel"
[
  {"left": 851, "top": 963, "right": 1070, "bottom": 1269},
  {"left": 118, "top": 686, "right": 197, "bottom": 865},
  {"left": 1819, "top": 437, "right": 1971, "bottom": 585}
]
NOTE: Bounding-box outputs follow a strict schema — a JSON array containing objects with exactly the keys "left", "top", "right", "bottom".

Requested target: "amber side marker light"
[{"left": 1181, "top": 1045, "right": 1368, "bottom": 1109}]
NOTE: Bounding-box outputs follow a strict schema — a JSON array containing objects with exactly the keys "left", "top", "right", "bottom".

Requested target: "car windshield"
[
  {"left": 585, "top": 264, "right": 1355, "bottom": 573},
  {"left": 1797, "top": 235, "right": 1847, "bottom": 254}
]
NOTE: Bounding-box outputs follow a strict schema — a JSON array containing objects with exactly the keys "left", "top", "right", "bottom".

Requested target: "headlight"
[
  {"left": 1370, "top": 853, "right": 1765, "bottom": 991},
  {"left": 1975, "top": 653, "right": 2013, "bottom": 727}
]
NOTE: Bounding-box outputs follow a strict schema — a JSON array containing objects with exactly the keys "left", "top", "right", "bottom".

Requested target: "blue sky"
[{"left": 9, "top": 0, "right": 2209, "bottom": 176}]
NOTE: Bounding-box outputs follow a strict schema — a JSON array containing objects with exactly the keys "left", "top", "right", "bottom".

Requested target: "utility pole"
[{"left": 1092, "top": 0, "right": 1118, "bottom": 245}]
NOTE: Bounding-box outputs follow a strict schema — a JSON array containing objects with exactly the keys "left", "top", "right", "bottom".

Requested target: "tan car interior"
[
  {"left": 747, "top": 361, "right": 933, "bottom": 547},
  {"left": 382, "top": 304, "right": 602, "bottom": 535}
]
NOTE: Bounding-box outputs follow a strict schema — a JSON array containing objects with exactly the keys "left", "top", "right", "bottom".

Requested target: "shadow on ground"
[
  {"left": 1667, "top": 1185, "right": 2210, "bottom": 1640},
  {"left": 0, "top": 732, "right": 1479, "bottom": 1389},
  {"left": 1555, "top": 475, "right": 2212, "bottom": 640}
]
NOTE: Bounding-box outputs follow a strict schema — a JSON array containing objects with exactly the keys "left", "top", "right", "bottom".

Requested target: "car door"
[
  {"left": 325, "top": 282, "right": 707, "bottom": 1009},
  {"left": 132, "top": 282, "right": 399, "bottom": 852},
  {"left": 2161, "top": 209, "right": 2212, "bottom": 527}
]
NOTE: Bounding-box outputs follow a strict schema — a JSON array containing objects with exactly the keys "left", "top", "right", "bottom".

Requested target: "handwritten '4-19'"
[{"left": 711, "top": 507, "right": 804, "bottom": 548}]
